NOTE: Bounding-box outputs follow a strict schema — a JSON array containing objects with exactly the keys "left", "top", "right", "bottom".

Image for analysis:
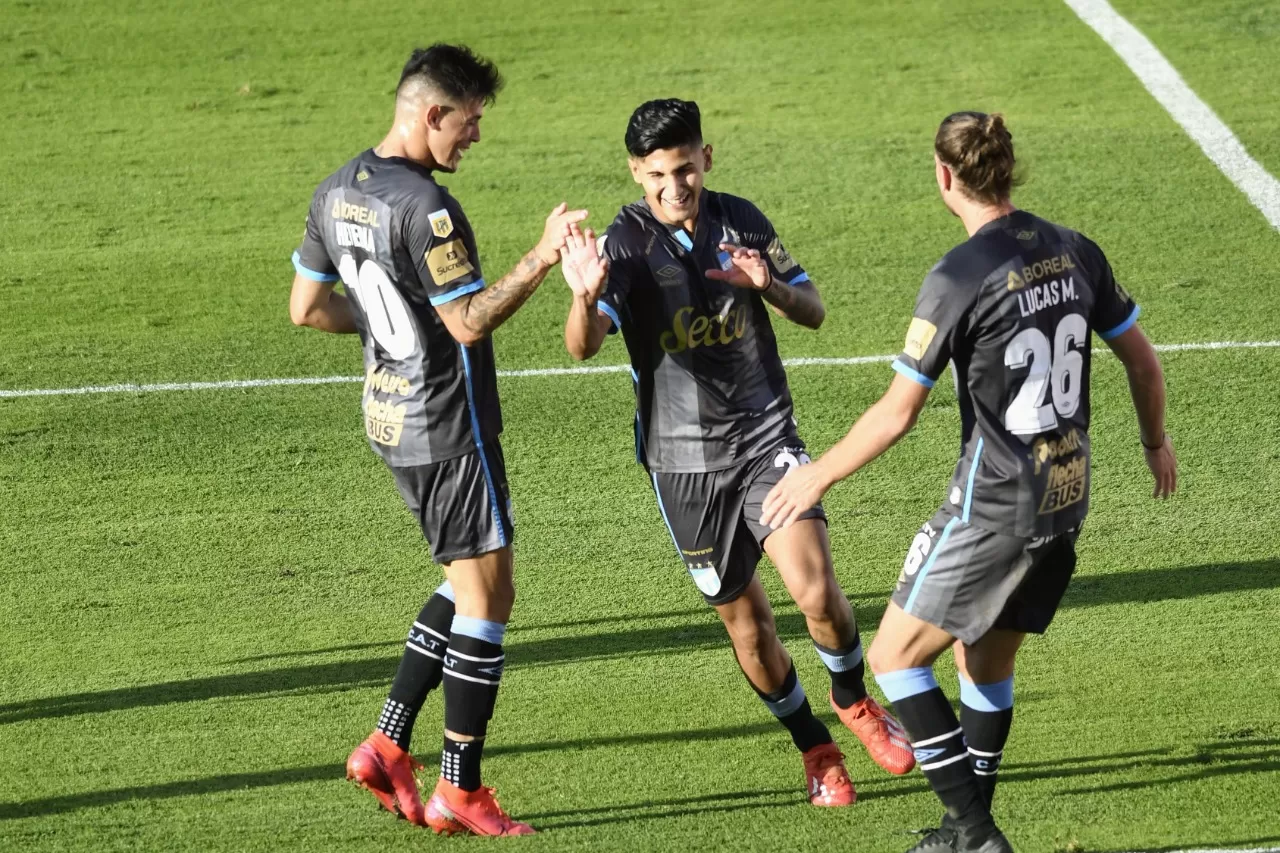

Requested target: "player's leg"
[
  {"left": 421, "top": 441, "right": 533, "bottom": 836},
  {"left": 953, "top": 630, "right": 1023, "bottom": 810},
  {"left": 952, "top": 527, "right": 1080, "bottom": 817},
  {"left": 867, "top": 511, "right": 1026, "bottom": 852},
  {"left": 714, "top": 574, "right": 854, "bottom": 807},
  {"left": 748, "top": 445, "right": 915, "bottom": 775},
  {"left": 347, "top": 463, "right": 457, "bottom": 826}
]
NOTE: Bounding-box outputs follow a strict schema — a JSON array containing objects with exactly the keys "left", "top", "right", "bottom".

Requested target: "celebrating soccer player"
[
  {"left": 288, "top": 45, "right": 588, "bottom": 836},
  {"left": 760, "top": 112, "right": 1177, "bottom": 852},
  {"left": 558, "top": 99, "right": 915, "bottom": 808}
]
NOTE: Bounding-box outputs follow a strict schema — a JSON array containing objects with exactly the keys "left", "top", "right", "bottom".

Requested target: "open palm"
[{"left": 560, "top": 223, "right": 609, "bottom": 302}]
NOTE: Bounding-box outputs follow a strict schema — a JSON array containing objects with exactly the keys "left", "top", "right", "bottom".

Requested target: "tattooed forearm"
[
  {"left": 762, "top": 278, "right": 825, "bottom": 329},
  {"left": 459, "top": 250, "right": 551, "bottom": 336}
]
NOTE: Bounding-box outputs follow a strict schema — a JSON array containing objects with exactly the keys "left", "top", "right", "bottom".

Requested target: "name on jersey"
[
  {"left": 364, "top": 366, "right": 411, "bottom": 398},
  {"left": 1006, "top": 253, "right": 1075, "bottom": 291},
  {"left": 1017, "top": 277, "right": 1079, "bottom": 319},
  {"left": 335, "top": 222, "right": 375, "bottom": 252},
  {"left": 330, "top": 199, "right": 381, "bottom": 227},
  {"left": 660, "top": 304, "right": 748, "bottom": 354}
]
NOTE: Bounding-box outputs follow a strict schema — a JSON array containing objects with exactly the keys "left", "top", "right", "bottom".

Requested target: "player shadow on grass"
[
  {"left": 1, "top": 559, "right": 1275, "bottom": 726},
  {"left": 3, "top": 735, "right": 1276, "bottom": 824}
]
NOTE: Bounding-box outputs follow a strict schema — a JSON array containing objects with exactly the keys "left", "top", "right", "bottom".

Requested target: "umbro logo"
[
  {"left": 656, "top": 264, "right": 684, "bottom": 288},
  {"left": 913, "top": 747, "right": 946, "bottom": 763}
]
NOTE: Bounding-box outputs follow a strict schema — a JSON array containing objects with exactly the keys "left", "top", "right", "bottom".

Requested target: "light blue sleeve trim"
[
  {"left": 429, "top": 279, "right": 486, "bottom": 306},
  {"left": 292, "top": 251, "right": 340, "bottom": 282},
  {"left": 959, "top": 674, "right": 1014, "bottom": 712},
  {"left": 450, "top": 614, "right": 507, "bottom": 645},
  {"left": 814, "top": 640, "right": 863, "bottom": 673},
  {"left": 892, "top": 359, "right": 936, "bottom": 389},
  {"left": 786, "top": 271, "right": 810, "bottom": 286},
  {"left": 875, "top": 666, "right": 938, "bottom": 703},
  {"left": 434, "top": 580, "right": 455, "bottom": 602},
  {"left": 597, "top": 300, "right": 622, "bottom": 331},
  {"left": 1098, "top": 304, "right": 1140, "bottom": 340}
]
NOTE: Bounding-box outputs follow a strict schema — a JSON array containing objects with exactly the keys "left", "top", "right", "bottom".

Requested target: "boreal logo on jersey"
[{"left": 660, "top": 304, "right": 749, "bottom": 354}]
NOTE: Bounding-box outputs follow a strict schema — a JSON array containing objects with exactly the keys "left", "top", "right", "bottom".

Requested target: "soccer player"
[
  {"left": 288, "top": 44, "right": 588, "bottom": 836},
  {"left": 558, "top": 98, "right": 915, "bottom": 808},
  {"left": 760, "top": 112, "right": 1176, "bottom": 851}
]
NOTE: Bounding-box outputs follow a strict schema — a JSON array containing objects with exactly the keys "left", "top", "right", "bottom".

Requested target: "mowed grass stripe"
[{"left": 2, "top": 339, "right": 1278, "bottom": 399}]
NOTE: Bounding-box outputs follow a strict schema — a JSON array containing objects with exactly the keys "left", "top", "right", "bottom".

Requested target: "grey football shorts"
[
  {"left": 390, "top": 439, "right": 513, "bottom": 565},
  {"left": 891, "top": 507, "right": 1081, "bottom": 645},
  {"left": 650, "top": 440, "right": 827, "bottom": 607}
]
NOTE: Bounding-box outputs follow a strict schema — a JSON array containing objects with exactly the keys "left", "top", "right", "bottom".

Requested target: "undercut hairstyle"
[
  {"left": 397, "top": 44, "right": 503, "bottom": 108},
  {"left": 625, "top": 99, "right": 702, "bottom": 158},
  {"left": 934, "top": 111, "right": 1021, "bottom": 205}
]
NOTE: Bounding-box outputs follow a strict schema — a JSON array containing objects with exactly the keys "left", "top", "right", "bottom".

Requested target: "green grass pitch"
[{"left": 2, "top": 0, "right": 1279, "bottom": 850}]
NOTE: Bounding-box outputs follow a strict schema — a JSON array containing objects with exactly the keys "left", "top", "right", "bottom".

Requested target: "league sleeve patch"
[
  {"left": 903, "top": 317, "right": 938, "bottom": 360},
  {"left": 428, "top": 208, "right": 454, "bottom": 239},
  {"left": 766, "top": 237, "right": 798, "bottom": 274},
  {"left": 426, "top": 239, "right": 474, "bottom": 286}
]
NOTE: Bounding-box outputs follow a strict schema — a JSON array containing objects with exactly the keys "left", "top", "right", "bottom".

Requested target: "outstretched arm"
[
  {"left": 1105, "top": 324, "right": 1176, "bottom": 497},
  {"left": 561, "top": 223, "right": 613, "bottom": 360},
  {"left": 759, "top": 374, "right": 931, "bottom": 528},
  {"left": 435, "top": 203, "right": 587, "bottom": 346}
]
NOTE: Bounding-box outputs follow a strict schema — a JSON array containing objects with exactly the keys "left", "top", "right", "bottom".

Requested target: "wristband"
[{"left": 1141, "top": 432, "right": 1166, "bottom": 451}]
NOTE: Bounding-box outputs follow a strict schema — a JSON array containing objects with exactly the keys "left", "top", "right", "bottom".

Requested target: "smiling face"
[
  {"left": 629, "top": 143, "right": 713, "bottom": 227},
  {"left": 424, "top": 98, "right": 485, "bottom": 173}
]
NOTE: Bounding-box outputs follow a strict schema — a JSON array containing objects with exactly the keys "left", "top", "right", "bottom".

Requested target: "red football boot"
[
  {"left": 831, "top": 692, "right": 917, "bottom": 776},
  {"left": 426, "top": 778, "right": 536, "bottom": 836},
  {"left": 345, "top": 731, "right": 434, "bottom": 827},
  {"left": 802, "top": 742, "right": 857, "bottom": 807}
]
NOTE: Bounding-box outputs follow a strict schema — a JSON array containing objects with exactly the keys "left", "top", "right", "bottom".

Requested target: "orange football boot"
[
  {"left": 426, "top": 778, "right": 536, "bottom": 836},
  {"left": 802, "top": 742, "right": 857, "bottom": 807},
  {"left": 345, "top": 731, "right": 436, "bottom": 827},
  {"left": 831, "top": 692, "right": 917, "bottom": 776}
]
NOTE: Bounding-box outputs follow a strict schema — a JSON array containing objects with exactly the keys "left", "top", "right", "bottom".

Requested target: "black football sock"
[
  {"left": 441, "top": 615, "right": 506, "bottom": 791},
  {"left": 751, "top": 663, "right": 834, "bottom": 753},
  {"left": 814, "top": 631, "right": 868, "bottom": 708},
  {"left": 376, "top": 581, "right": 455, "bottom": 750},
  {"left": 959, "top": 674, "right": 1015, "bottom": 809},
  {"left": 876, "top": 667, "right": 995, "bottom": 837}
]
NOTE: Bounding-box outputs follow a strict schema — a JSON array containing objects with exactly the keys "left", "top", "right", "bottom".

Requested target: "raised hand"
[
  {"left": 559, "top": 222, "right": 609, "bottom": 303},
  {"left": 535, "top": 202, "right": 590, "bottom": 265},
  {"left": 704, "top": 242, "right": 771, "bottom": 290}
]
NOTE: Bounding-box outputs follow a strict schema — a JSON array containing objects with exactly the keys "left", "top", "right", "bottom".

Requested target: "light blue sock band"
[
  {"left": 763, "top": 680, "right": 807, "bottom": 718},
  {"left": 814, "top": 640, "right": 863, "bottom": 673},
  {"left": 958, "top": 674, "right": 1014, "bottom": 712},
  {"left": 435, "top": 580, "right": 455, "bottom": 602},
  {"left": 875, "top": 666, "right": 938, "bottom": 703},
  {"left": 450, "top": 614, "right": 506, "bottom": 645}
]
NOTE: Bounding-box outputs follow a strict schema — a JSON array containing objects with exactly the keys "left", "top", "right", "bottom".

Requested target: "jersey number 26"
[{"left": 1003, "top": 313, "right": 1086, "bottom": 436}]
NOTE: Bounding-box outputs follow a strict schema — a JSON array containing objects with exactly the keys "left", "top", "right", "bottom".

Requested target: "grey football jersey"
[
  {"left": 892, "top": 210, "right": 1139, "bottom": 538},
  {"left": 293, "top": 149, "right": 501, "bottom": 466},
  {"left": 597, "top": 190, "right": 810, "bottom": 473}
]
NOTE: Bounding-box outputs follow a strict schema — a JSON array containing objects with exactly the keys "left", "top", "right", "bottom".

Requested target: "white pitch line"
[
  {"left": 1063, "top": 0, "right": 1280, "bottom": 230},
  {"left": 0, "top": 340, "right": 1276, "bottom": 401}
]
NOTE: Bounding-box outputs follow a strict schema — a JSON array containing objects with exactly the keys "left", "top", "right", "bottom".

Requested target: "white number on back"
[
  {"left": 337, "top": 254, "right": 419, "bottom": 361},
  {"left": 1003, "top": 313, "right": 1086, "bottom": 435}
]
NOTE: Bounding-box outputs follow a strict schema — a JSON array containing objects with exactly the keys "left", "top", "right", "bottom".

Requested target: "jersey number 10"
[
  {"left": 1003, "top": 313, "right": 1086, "bottom": 436},
  {"left": 337, "top": 254, "right": 420, "bottom": 361}
]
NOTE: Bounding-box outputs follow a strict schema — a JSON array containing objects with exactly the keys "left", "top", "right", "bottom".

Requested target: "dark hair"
[
  {"left": 625, "top": 99, "right": 702, "bottom": 157},
  {"left": 934, "top": 111, "right": 1020, "bottom": 204},
  {"left": 398, "top": 44, "right": 503, "bottom": 106}
]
